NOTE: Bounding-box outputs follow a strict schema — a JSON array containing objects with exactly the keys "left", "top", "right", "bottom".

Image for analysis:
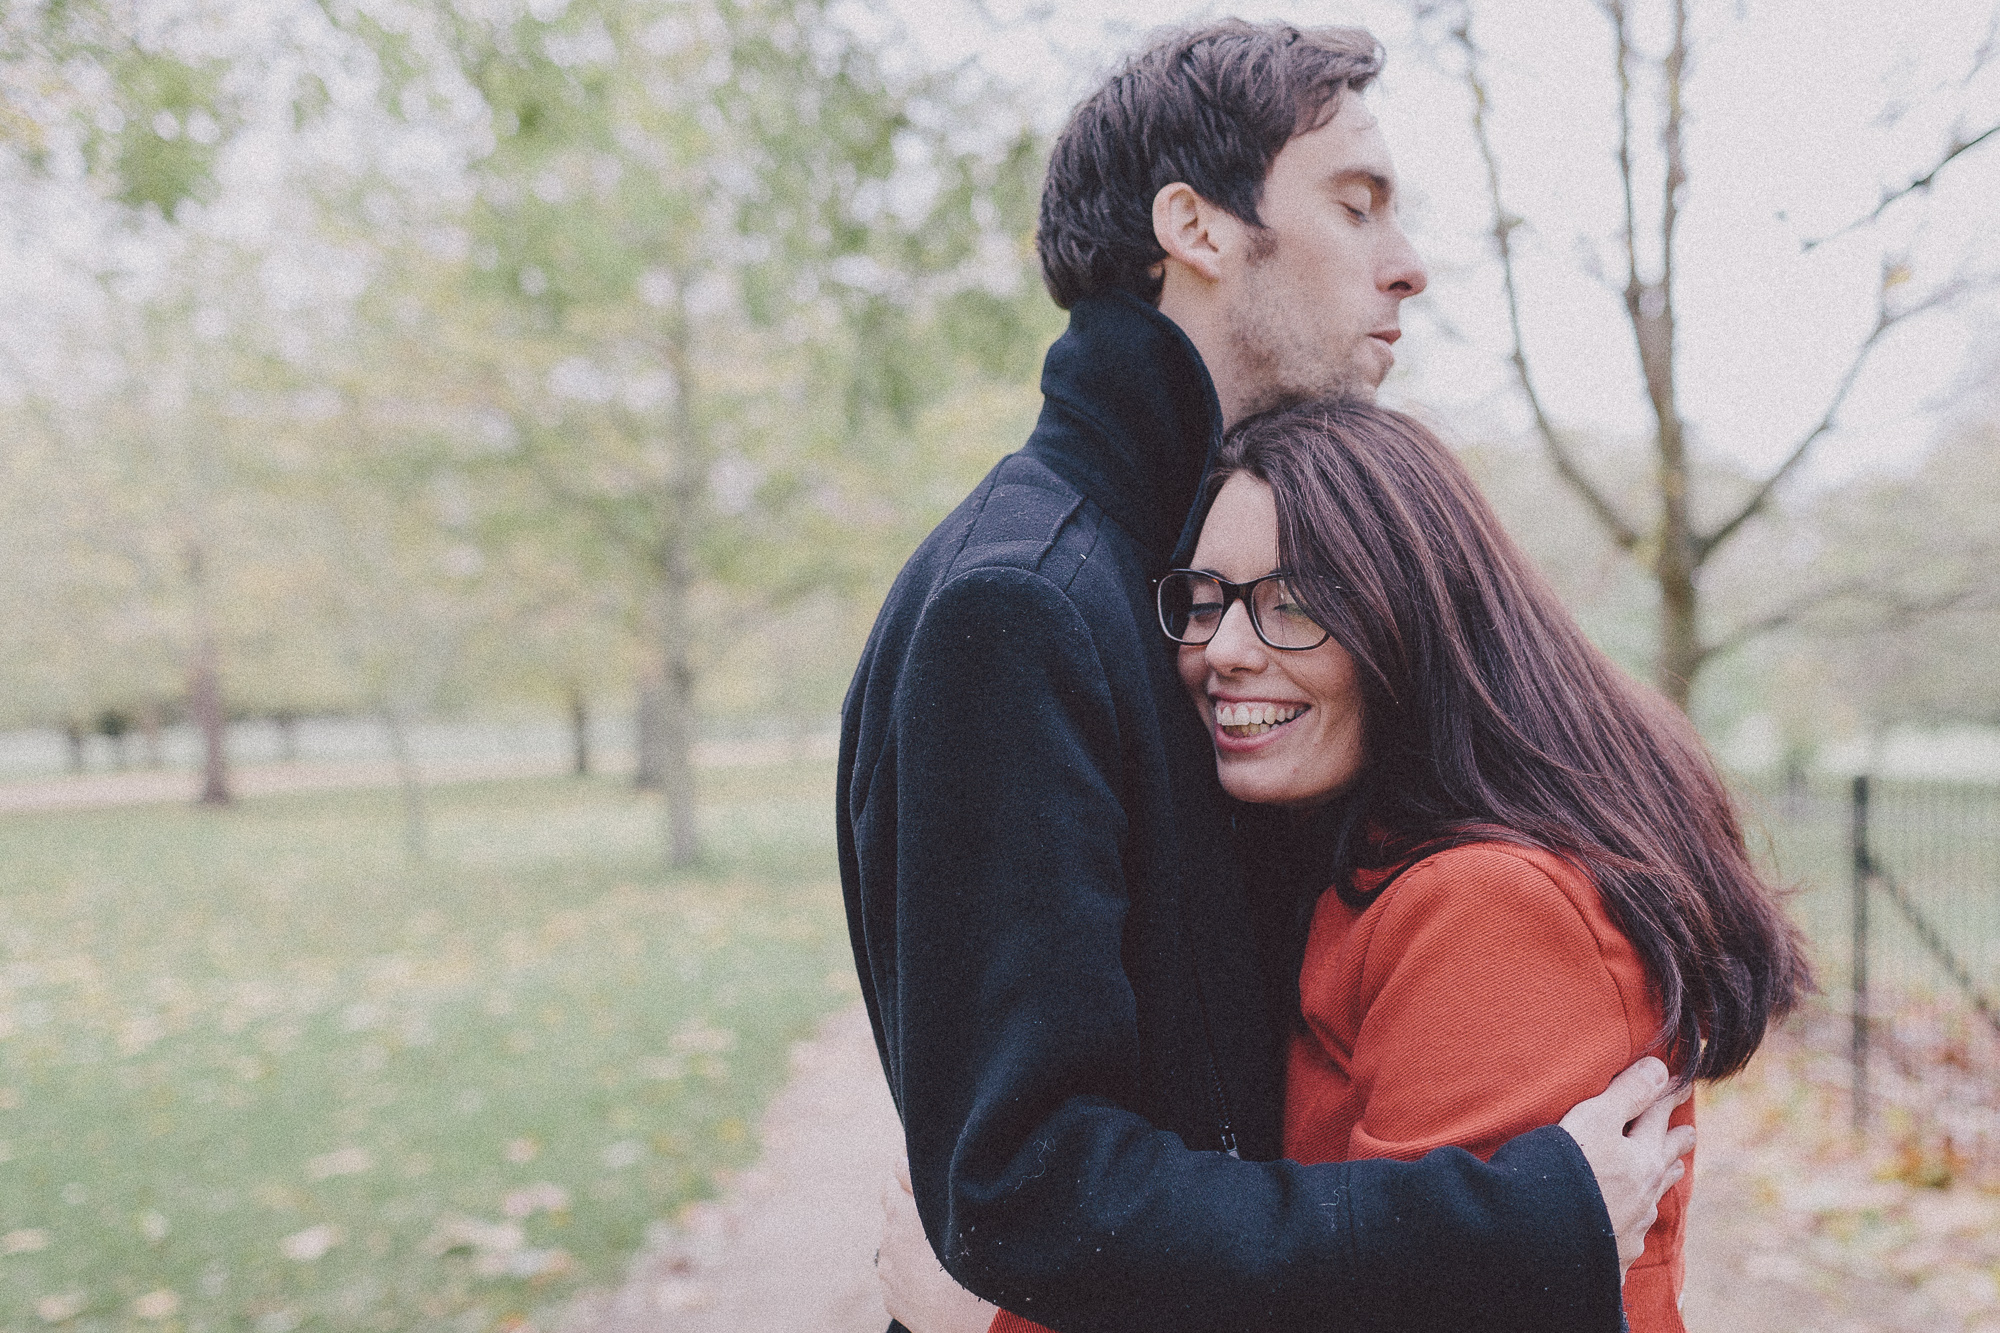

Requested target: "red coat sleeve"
[
  {"left": 1339, "top": 847, "right": 1645, "bottom": 1163},
  {"left": 1313, "top": 845, "right": 1691, "bottom": 1332}
]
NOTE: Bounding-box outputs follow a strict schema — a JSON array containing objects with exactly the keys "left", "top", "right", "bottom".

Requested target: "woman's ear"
[{"left": 1152, "top": 182, "right": 1235, "bottom": 285}]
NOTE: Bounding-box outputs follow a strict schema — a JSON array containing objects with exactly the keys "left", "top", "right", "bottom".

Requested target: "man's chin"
[{"left": 1243, "top": 375, "right": 1378, "bottom": 419}]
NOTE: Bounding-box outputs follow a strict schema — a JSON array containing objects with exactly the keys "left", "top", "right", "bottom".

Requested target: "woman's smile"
[{"left": 1210, "top": 699, "right": 1310, "bottom": 741}]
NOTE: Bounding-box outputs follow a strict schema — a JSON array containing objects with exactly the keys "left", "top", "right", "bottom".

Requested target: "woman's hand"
[{"left": 879, "top": 1157, "right": 999, "bottom": 1333}]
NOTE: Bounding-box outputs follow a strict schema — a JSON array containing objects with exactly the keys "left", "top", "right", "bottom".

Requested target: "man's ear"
[{"left": 1153, "top": 182, "right": 1235, "bottom": 285}]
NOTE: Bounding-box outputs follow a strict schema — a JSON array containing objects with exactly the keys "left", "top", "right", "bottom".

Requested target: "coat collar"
[{"left": 1022, "top": 291, "right": 1224, "bottom": 566}]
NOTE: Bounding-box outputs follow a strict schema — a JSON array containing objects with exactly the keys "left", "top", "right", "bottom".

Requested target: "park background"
[{"left": 1, "top": 0, "right": 1998, "bottom": 1328}]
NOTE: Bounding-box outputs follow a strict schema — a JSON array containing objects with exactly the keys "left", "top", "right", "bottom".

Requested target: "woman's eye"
[{"left": 1187, "top": 601, "right": 1224, "bottom": 623}]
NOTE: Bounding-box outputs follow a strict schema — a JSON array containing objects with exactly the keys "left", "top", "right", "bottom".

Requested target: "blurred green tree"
[
  {"left": 328, "top": 0, "right": 1047, "bottom": 864},
  {"left": 0, "top": 0, "right": 1055, "bottom": 829},
  {"left": 1800, "top": 417, "right": 2000, "bottom": 728},
  {"left": 0, "top": 0, "right": 307, "bottom": 802}
]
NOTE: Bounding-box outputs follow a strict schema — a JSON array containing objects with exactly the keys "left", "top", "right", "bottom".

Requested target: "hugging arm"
[
  {"left": 1324, "top": 851, "right": 1696, "bottom": 1311},
  {"left": 848, "top": 568, "right": 1625, "bottom": 1333}
]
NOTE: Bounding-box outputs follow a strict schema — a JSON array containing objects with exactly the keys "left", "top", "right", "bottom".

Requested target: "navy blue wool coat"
[{"left": 838, "top": 292, "right": 1623, "bottom": 1332}]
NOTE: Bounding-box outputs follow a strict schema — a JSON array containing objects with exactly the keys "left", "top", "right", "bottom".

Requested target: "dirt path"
[
  {"left": 1680, "top": 1024, "right": 2000, "bottom": 1333},
  {"left": 570, "top": 1009, "right": 2000, "bottom": 1333},
  {"left": 568, "top": 1003, "right": 900, "bottom": 1333}
]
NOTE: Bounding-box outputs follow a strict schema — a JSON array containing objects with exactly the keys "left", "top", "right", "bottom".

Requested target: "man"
[{"left": 838, "top": 20, "right": 1692, "bottom": 1333}]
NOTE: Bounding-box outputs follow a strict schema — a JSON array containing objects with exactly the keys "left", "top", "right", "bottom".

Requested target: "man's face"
[{"left": 1221, "top": 98, "right": 1426, "bottom": 415}]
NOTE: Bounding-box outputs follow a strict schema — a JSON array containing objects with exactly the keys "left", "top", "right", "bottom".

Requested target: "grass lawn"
[{"left": 0, "top": 760, "right": 856, "bottom": 1332}]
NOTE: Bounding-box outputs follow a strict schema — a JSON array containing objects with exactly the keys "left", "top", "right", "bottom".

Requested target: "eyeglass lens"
[{"left": 1157, "top": 572, "right": 1327, "bottom": 650}]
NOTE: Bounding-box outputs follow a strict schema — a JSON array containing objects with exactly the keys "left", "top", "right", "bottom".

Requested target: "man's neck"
[{"left": 1155, "top": 284, "right": 1256, "bottom": 430}]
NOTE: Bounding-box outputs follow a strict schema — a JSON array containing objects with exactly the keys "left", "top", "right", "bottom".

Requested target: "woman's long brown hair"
[{"left": 1218, "top": 398, "right": 1812, "bottom": 1081}]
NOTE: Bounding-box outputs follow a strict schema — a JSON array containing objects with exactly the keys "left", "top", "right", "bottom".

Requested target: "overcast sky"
[
  {"left": 891, "top": 0, "right": 2000, "bottom": 487},
  {"left": 7, "top": 0, "right": 1994, "bottom": 491}
]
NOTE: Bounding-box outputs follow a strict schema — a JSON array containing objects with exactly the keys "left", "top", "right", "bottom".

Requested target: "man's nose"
[{"left": 1382, "top": 223, "right": 1427, "bottom": 298}]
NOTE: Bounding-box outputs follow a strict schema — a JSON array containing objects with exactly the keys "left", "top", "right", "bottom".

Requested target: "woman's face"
[{"left": 1177, "top": 473, "right": 1367, "bottom": 808}]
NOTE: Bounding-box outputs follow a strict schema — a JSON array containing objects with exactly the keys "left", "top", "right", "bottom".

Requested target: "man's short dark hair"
[{"left": 1037, "top": 20, "right": 1384, "bottom": 310}]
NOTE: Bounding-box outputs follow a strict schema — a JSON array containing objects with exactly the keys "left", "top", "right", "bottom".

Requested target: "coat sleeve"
[
  {"left": 862, "top": 568, "right": 1623, "bottom": 1333},
  {"left": 1339, "top": 848, "right": 1641, "bottom": 1164},
  {"left": 1327, "top": 848, "right": 1691, "bottom": 1331}
]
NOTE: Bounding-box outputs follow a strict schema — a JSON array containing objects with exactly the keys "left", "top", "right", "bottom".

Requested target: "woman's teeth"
[{"left": 1214, "top": 702, "right": 1305, "bottom": 736}]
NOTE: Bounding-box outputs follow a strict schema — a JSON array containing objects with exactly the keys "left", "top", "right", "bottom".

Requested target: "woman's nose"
[{"left": 1203, "top": 600, "right": 1267, "bottom": 671}]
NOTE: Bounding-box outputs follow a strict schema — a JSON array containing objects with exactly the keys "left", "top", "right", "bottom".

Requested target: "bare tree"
[{"left": 1427, "top": 0, "right": 1995, "bottom": 710}]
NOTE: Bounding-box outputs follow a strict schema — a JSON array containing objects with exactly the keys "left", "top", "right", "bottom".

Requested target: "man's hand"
[
  {"left": 1558, "top": 1056, "right": 1697, "bottom": 1274},
  {"left": 879, "top": 1157, "right": 1000, "bottom": 1333}
]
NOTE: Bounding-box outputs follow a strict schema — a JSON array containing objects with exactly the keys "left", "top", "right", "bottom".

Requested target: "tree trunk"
[
  {"left": 632, "top": 586, "right": 700, "bottom": 865},
  {"left": 1644, "top": 0, "right": 1698, "bottom": 713},
  {"left": 184, "top": 539, "right": 231, "bottom": 805},
  {"left": 1643, "top": 295, "right": 1698, "bottom": 710},
  {"left": 649, "top": 285, "right": 704, "bottom": 869},
  {"left": 103, "top": 713, "right": 129, "bottom": 771},
  {"left": 139, "top": 702, "right": 163, "bottom": 769},
  {"left": 274, "top": 711, "right": 298, "bottom": 763},
  {"left": 381, "top": 706, "right": 427, "bottom": 861},
  {"left": 1655, "top": 547, "right": 1700, "bottom": 712},
  {"left": 63, "top": 721, "right": 85, "bottom": 774},
  {"left": 568, "top": 687, "right": 591, "bottom": 777},
  {"left": 634, "top": 675, "right": 664, "bottom": 789},
  {"left": 655, "top": 587, "right": 700, "bottom": 868},
  {"left": 188, "top": 635, "right": 231, "bottom": 805}
]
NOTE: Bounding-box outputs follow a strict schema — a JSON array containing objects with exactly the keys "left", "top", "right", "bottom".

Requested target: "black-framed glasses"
[{"left": 1156, "top": 569, "right": 1332, "bottom": 651}]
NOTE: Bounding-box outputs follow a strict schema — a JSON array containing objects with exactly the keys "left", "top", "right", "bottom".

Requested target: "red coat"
[
  {"left": 1283, "top": 841, "right": 1691, "bottom": 1333},
  {"left": 992, "top": 840, "right": 1691, "bottom": 1333}
]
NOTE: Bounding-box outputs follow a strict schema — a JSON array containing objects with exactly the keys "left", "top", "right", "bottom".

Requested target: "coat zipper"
[
  {"left": 1211, "top": 1067, "right": 1241, "bottom": 1158},
  {"left": 1194, "top": 978, "right": 1241, "bottom": 1157},
  {"left": 1178, "top": 817, "right": 1240, "bottom": 1158}
]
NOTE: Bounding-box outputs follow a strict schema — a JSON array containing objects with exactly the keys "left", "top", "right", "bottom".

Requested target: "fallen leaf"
[
  {"left": 305, "top": 1147, "right": 373, "bottom": 1181},
  {"left": 501, "top": 1182, "right": 571, "bottom": 1219},
  {"left": 422, "top": 1215, "right": 524, "bottom": 1258},
  {"left": 132, "top": 1290, "right": 179, "bottom": 1321},
  {"left": 35, "top": 1292, "right": 85, "bottom": 1324},
  {"left": 280, "top": 1224, "right": 343, "bottom": 1262}
]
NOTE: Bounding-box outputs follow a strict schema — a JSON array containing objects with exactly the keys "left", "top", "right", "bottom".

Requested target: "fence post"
[{"left": 1850, "top": 773, "right": 1871, "bottom": 1131}]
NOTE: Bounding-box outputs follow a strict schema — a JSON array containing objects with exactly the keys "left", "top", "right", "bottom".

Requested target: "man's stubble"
[{"left": 1223, "top": 227, "right": 1378, "bottom": 421}]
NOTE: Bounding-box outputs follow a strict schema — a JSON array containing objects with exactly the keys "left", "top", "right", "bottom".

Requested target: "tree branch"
[
  {"left": 1694, "top": 571, "right": 1981, "bottom": 666},
  {"left": 1804, "top": 120, "right": 2000, "bottom": 251},
  {"left": 1601, "top": 0, "right": 1643, "bottom": 300},
  {"left": 1448, "top": 8, "right": 1642, "bottom": 552},
  {"left": 520, "top": 433, "right": 661, "bottom": 558},
  {"left": 1695, "top": 270, "right": 1967, "bottom": 562},
  {"left": 1695, "top": 578, "right": 1865, "bottom": 665}
]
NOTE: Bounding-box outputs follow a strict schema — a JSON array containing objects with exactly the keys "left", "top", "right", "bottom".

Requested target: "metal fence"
[
  {"left": 1844, "top": 774, "right": 2000, "bottom": 1127},
  {"left": 1742, "top": 772, "right": 2000, "bottom": 1141}
]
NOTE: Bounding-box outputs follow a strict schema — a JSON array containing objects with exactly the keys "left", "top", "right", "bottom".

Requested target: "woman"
[{"left": 882, "top": 398, "right": 1810, "bottom": 1333}]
